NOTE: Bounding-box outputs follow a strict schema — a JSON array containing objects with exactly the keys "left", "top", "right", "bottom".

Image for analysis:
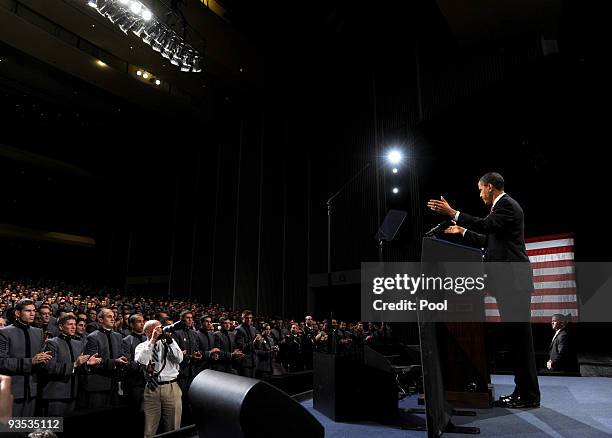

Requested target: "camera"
[{"left": 162, "top": 320, "right": 185, "bottom": 334}]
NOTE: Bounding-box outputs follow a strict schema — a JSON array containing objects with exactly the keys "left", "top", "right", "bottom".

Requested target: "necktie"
[
  {"left": 152, "top": 342, "right": 159, "bottom": 369},
  {"left": 103, "top": 330, "right": 114, "bottom": 358}
]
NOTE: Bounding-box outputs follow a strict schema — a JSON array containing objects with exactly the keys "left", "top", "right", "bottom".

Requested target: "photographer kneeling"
[{"left": 135, "top": 320, "right": 184, "bottom": 438}]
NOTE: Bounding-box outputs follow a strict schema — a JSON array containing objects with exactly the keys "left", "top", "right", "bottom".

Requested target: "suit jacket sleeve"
[
  {"left": 213, "top": 334, "right": 231, "bottom": 362},
  {"left": 0, "top": 330, "right": 19, "bottom": 375},
  {"left": 44, "top": 340, "right": 72, "bottom": 377},
  {"left": 464, "top": 230, "right": 487, "bottom": 248},
  {"left": 86, "top": 335, "right": 115, "bottom": 372},
  {"left": 551, "top": 331, "right": 571, "bottom": 370},
  {"left": 234, "top": 328, "right": 246, "bottom": 352},
  {"left": 0, "top": 330, "right": 32, "bottom": 376},
  {"left": 457, "top": 199, "right": 515, "bottom": 235}
]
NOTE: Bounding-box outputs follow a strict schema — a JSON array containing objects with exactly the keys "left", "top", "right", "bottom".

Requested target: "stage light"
[
  {"left": 387, "top": 149, "right": 402, "bottom": 165},
  {"left": 180, "top": 49, "right": 194, "bottom": 72},
  {"left": 100, "top": 2, "right": 119, "bottom": 17},
  {"left": 97, "top": 0, "right": 114, "bottom": 15},
  {"left": 162, "top": 37, "right": 178, "bottom": 59},
  {"left": 129, "top": 1, "right": 141, "bottom": 14},
  {"left": 392, "top": 187, "right": 399, "bottom": 194},
  {"left": 142, "top": 73, "right": 149, "bottom": 79},
  {"left": 151, "top": 30, "right": 170, "bottom": 52},
  {"left": 83, "top": 0, "right": 202, "bottom": 73},
  {"left": 132, "top": 20, "right": 147, "bottom": 37},
  {"left": 119, "top": 15, "right": 142, "bottom": 33},
  {"left": 96, "top": 60, "right": 107, "bottom": 67},
  {"left": 136, "top": 70, "right": 142, "bottom": 76},
  {"left": 392, "top": 168, "right": 398, "bottom": 174},
  {"left": 155, "top": 79, "right": 161, "bottom": 85},
  {"left": 141, "top": 22, "right": 162, "bottom": 44},
  {"left": 191, "top": 55, "right": 203, "bottom": 73},
  {"left": 171, "top": 45, "right": 185, "bottom": 66},
  {"left": 107, "top": 7, "right": 127, "bottom": 23}
]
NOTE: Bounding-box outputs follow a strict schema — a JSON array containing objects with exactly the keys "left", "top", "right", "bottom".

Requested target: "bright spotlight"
[
  {"left": 130, "top": 1, "right": 141, "bottom": 14},
  {"left": 392, "top": 168, "right": 398, "bottom": 174},
  {"left": 142, "top": 73, "right": 149, "bottom": 79},
  {"left": 387, "top": 149, "right": 402, "bottom": 164},
  {"left": 141, "top": 9, "right": 152, "bottom": 21},
  {"left": 392, "top": 187, "right": 399, "bottom": 194},
  {"left": 136, "top": 70, "right": 142, "bottom": 76},
  {"left": 155, "top": 79, "right": 161, "bottom": 85},
  {"left": 96, "top": 60, "right": 107, "bottom": 67}
]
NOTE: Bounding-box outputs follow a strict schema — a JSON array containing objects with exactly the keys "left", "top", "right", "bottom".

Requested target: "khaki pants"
[{"left": 143, "top": 382, "right": 182, "bottom": 438}]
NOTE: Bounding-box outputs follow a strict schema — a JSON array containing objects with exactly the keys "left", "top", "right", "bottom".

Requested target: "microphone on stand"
[{"left": 425, "top": 220, "right": 453, "bottom": 237}]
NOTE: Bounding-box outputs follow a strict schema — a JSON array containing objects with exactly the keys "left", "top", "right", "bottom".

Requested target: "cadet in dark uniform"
[
  {"left": 84, "top": 308, "right": 128, "bottom": 409},
  {"left": 121, "top": 313, "right": 147, "bottom": 412},
  {"left": 0, "top": 298, "right": 51, "bottom": 416},
  {"left": 41, "top": 314, "right": 102, "bottom": 416},
  {"left": 234, "top": 310, "right": 257, "bottom": 378},
  {"left": 254, "top": 325, "right": 278, "bottom": 380},
  {"left": 171, "top": 310, "right": 202, "bottom": 393},
  {"left": 195, "top": 315, "right": 221, "bottom": 374},
  {"left": 213, "top": 318, "right": 243, "bottom": 374}
]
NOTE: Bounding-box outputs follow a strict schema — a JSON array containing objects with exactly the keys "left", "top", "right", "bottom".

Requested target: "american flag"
[{"left": 485, "top": 233, "right": 579, "bottom": 323}]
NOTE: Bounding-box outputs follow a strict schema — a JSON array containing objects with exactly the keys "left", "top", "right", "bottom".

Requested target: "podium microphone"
[{"left": 425, "top": 220, "right": 452, "bottom": 237}]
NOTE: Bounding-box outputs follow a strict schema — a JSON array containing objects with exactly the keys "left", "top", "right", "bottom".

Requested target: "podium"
[{"left": 421, "top": 237, "right": 491, "bottom": 409}]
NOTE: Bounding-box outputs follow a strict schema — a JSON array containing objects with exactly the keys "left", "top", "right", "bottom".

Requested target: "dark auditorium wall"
[
  {"left": 2, "top": 1, "right": 603, "bottom": 328},
  {"left": 128, "top": 0, "right": 602, "bottom": 322}
]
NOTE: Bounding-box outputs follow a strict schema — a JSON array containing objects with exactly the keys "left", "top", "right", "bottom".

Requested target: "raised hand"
[{"left": 427, "top": 196, "right": 456, "bottom": 217}]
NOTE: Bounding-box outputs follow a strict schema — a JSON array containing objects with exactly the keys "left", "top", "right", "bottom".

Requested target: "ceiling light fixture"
[{"left": 86, "top": 0, "right": 203, "bottom": 73}]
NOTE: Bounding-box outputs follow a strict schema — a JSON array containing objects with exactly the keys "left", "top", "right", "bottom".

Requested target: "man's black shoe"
[
  {"left": 499, "top": 393, "right": 519, "bottom": 403},
  {"left": 495, "top": 396, "right": 540, "bottom": 409}
]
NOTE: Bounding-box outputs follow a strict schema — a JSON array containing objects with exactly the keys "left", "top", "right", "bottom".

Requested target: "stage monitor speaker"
[{"left": 189, "top": 370, "right": 324, "bottom": 438}]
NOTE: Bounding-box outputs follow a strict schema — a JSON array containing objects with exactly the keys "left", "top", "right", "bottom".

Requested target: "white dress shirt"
[{"left": 135, "top": 338, "right": 183, "bottom": 382}]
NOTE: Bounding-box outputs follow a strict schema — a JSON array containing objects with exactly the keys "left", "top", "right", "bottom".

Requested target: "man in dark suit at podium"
[{"left": 428, "top": 172, "right": 540, "bottom": 408}]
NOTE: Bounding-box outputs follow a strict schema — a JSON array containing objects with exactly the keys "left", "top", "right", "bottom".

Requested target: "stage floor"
[{"left": 301, "top": 374, "right": 612, "bottom": 437}]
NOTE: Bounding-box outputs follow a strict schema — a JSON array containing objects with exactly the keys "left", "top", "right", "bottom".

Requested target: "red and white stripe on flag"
[{"left": 485, "top": 233, "right": 579, "bottom": 323}]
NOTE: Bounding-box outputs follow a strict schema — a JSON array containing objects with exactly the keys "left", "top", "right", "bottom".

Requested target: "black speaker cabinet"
[
  {"left": 189, "top": 370, "right": 324, "bottom": 438},
  {"left": 313, "top": 352, "right": 397, "bottom": 423}
]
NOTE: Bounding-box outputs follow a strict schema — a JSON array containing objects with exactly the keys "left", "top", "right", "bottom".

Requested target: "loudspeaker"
[{"left": 189, "top": 370, "right": 324, "bottom": 438}]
